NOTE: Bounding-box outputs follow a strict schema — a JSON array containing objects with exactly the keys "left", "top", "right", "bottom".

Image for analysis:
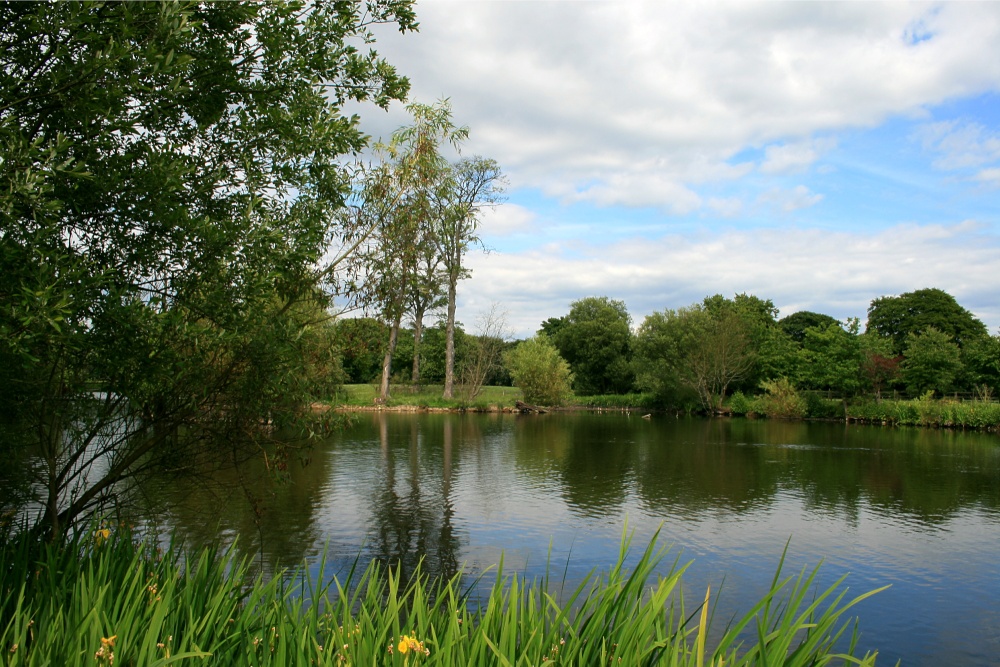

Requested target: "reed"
[{"left": 1, "top": 527, "right": 886, "bottom": 666}]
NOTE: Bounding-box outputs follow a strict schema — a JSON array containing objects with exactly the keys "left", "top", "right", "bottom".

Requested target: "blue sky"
[{"left": 353, "top": 1, "right": 1000, "bottom": 338}]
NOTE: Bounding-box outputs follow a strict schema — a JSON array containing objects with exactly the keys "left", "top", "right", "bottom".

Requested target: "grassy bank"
[
  {"left": 332, "top": 384, "right": 522, "bottom": 411},
  {"left": 0, "top": 527, "right": 885, "bottom": 666},
  {"left": 727, "top": 387, "right": 1000, "bottom": 430}
]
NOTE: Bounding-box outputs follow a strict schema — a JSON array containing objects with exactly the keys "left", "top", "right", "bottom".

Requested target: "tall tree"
[
  {"left": 435, "top": 156, "right": 506, "bottom": 399},
  {"left": 350, "top": 101, "right": 468, "bottom": 401},
  {"left": 0, "top": 0, "right": 415, "bottom": 538},
  {"left": 866, "top": 288, "right": 988, "bottom": 355},
  {"left": 552, "top": 296, "right": 635, "bottom": 395}
]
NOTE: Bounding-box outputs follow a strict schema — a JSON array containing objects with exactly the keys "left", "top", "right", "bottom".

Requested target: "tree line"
[{"left": 508, "top": 289, "right": 999, "bottom": 409}]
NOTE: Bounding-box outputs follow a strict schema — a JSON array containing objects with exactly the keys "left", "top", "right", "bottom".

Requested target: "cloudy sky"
[{"left": 354, "top": 1, "right": 1000, "bottom": 339}]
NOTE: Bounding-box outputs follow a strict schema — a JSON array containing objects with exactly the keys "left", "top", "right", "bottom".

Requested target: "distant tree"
[
  {"left": 551, "top": 297, "right": 635, "bottom": 395},
  {"left": 538, "top": 316, "right": 568, "bottom": 339},
  {"left": 702, "top": 293, "right": 785, "bottom": 390},
  {"left": 635, "top": 304, "right": 754, "bottom": 411},
  {"left": 779, "top": 311, "right": 842, "bottom": 345},
  {"left": 960, "top": 333, "right": 1000, "bottom": 396},
  {"left": 504, "top": 336, "right": 573, "bottom": 406},
  {"left": 795, "top": 320, "right": 863, "bottom": 395},
  {"left": 459, "top": 303, "right": 511, "bottom": 401},
  {"left": 334, "top": 318, "right": 389, "bottom": 384},
  {"left": 901, "top": 327, "right": 962, "bottom": 396},
  {"left": 866, "top": 288, "right": 988, "bottom": 355}
]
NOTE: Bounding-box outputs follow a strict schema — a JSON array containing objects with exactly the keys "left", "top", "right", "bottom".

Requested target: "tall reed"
[{"left": 0, "top": 526, "right": 886, "bottom": 665}]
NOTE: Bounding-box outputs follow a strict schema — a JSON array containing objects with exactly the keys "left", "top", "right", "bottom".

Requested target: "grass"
[
  {"left": 331, "top": 384, "right": 522, "bottom": 411},
  {"left": 1, "top": 526, "right": 887, "bottom": 666}
]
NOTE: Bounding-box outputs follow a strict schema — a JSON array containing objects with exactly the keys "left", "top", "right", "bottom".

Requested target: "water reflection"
[{"left": 135, "top": 412, "right": 1000, "bottom": 667}]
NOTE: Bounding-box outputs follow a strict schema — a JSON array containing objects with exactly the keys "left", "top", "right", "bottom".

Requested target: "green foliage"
[
  {"left": 847, "top": 396, "right": 1000, "bottom": 428},
  {"left": 335, "top": 318, "right": 389, "bottom": 384},
  {"left": 779, "top": 311, "right": 843, "bottom": 344},
  {"left": 866, "top": 288, "right": 988, "bottom": 355},
  {"left": 0, "top": 527, "right": 885, "bottom": 667},
  {"left": 574, "top": 393, "right": 658, "bottom": 409},
  {"left": 504, "top": 336, "right": 574, "bottom": 406},
  {"left": 756, "top": 378, "right": 808, "bottom": 419},
  {"left": 634, "top": 301, "right": 756, "bottom": 412},
  {"left": 0, "top": 0, "right": 414, "bottom": 537},
  {"left": 551, "top": 296, "right": 635, "bottom": 395},
  {"left": 795, "top": 320, "right": 864, "bottom": 395},
  {"left": 901, "top": 327, "right": 963, "bottom": 396}
]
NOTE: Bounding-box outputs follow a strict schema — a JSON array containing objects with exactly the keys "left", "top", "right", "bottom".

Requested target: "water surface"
[{"left": 140, "top": 413, "right": 1000, "bottom": 666}]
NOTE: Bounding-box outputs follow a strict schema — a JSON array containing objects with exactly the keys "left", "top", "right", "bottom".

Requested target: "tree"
[
  {"left": 901, "top": 327, "right": 963, "bottom": 396},
  {"left": 352, "top": 100, "right": 468, "bottom": 401},
  {"left": 551, "top": 297, "right": 635, "bottom": 395},
  {"left": 779, "top": 311, "right": 842, "bottom": 345},
  {"left": 0, "top": 1, "right": 415, "bottom": 539},
  {"left": 504, "top": 336, "right": 574, "bottom": 406},
  {"left": 635, "top": 304, "right": 755, "bottom": 411},
  {"left": 459, "top": 303, "right": 511, "bottom": 401},
  {"left": 435, "top": 156, "right": 506, "bottom": 399},
  {"left": 866, "top": 288, "right": 988, "bottom": 355},
  {"left": 795, "top": 319, "right": 864, "bottom": 395},
  {"left": 334, "top": 318, "right": 389, "bottom": 384}
]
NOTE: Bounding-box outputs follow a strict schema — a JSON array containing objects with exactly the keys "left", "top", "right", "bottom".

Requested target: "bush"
[
  {"left": 757, "top": 377, "right": 807, "bottom": 419},
  {"left": 503, "top": 336, "right": 574, "bottom": 406}
]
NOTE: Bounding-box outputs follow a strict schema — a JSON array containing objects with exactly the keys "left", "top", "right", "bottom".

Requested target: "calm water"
[{"left": 139, "top": 413, "right": 1000, "bottom": 666}]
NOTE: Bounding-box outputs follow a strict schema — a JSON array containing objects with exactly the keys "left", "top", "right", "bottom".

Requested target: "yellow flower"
[
  {"left": 101, "top": 636, "right": 117, "bottom": 648},
  {"left": 396, "top": 633, "right": 429, "bottom": 657},
  {"left": 94, "top": 528, "right": 111, "bottom": 546}
]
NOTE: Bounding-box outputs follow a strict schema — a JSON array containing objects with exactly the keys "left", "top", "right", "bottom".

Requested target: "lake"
[{"left": 137, "top": 412, "right": 1000, "bottom": 666}]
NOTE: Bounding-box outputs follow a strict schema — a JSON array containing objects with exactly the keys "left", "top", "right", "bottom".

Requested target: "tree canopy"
[
  {"left": 0, "top": 0, "right": 415, "bottom": 538},
  {"left": 551, "top": 297, "right": 635, "bottom": 395},
  {"left": 866, "top": 288, "right": 988, "bottom": 355}
]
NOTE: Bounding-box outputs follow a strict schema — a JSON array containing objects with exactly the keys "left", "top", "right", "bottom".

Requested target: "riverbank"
[{"left": 326, "top": 384, "right": 1000, "bottom": 430}]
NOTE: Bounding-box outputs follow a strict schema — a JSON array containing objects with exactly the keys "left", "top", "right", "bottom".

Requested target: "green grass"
[
  {"left": 1, "top": 526, "right": 887, "bottom": 666},
  {"left": 331, "top": 384, "right": 523, "bottom": 410}
]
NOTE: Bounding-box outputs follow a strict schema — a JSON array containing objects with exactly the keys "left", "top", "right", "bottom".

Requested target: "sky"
[{"left": 351, "top": 1, "right": 1000, "bottom": 339}]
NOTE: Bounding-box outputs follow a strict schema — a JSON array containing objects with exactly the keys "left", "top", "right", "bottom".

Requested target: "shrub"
[
  {"left": 503, "top": 335, "right": 574, "bottom": 406},
  {"left": 757, "top": 377, "right": 807, "bottom": 419}
]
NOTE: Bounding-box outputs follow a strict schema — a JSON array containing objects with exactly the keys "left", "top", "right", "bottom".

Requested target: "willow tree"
[
  {"left": 435, "top": 157, "right": 506, "bottom": 399},
  {"left": 0, "top": 0, "right": 415, "bottom": 539}
]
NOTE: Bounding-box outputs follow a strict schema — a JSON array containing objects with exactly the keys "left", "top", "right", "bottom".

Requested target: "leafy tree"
[
  {"left": 0, "top": 0, "right": 414, "bottom": 538},
  {"left": 334, "top": 318, "right": 389, "bottom": 384},
  {"left": 538, "top": 316, "right": 568, "bottom": 339},
  {"left": 866, "top": 288, "right": 988, "bottom": 355},
  {"left": 960, "top": 333, "right": 1000, "bottom": 396},
  {"left": 551, "top": 297, "right": 635, "bottom": 395},
  {"left": 504, "top": 336, "right": 573, "bottom": 406},
  {"left": 795, "top": 320, "right": 864, "bottom": 395},
  {"left": 435, "top": 155, "right": 506, "bottom": 399},
  {"left": 901, "top": 327, "right": 963, "bottom": 396},
  {"left": 779, "top": 311, "right": 842, "bottom": 345},
  {"left": 702, "top": 293, "right": 786, "bottom": 390},
  {"left": 635, "top": 304, "right": 755, "bottom": 411},
  {"left": 352, "top": 100, "right": 468, "bottom": 401}
]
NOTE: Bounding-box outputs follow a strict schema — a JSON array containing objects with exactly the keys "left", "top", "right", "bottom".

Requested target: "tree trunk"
[
  {"left": 411, "top": 304, "right": 425, "bottom": 385},
  {"left": 442, "top": 265, "right": 458, "bottom": 399},
  {"left": 380, "top": 314, "right": 401, "bottom": 401}
]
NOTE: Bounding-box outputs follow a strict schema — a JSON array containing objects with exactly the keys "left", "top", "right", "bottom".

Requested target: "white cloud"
[
  {"left": 459, "top": 221, "right": 1000, "bottom": 338},
  {"left": 917, "top": 120, "right": 1000, "bottom": 170},
  {"left": 363, "top": 2, "right": 1000, "bottom": 210},
  {"left": 974, "top": 167, "right": 1000, "bottom": 188},
  {"left": 757, "top": 185, "right": 824, "bottom": 212},
  {"left": 760, "top": 138, "right": 837, "bottom": 174},
  {"left": 479, "top": 203, "right": 537, "bottom": 237}
]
